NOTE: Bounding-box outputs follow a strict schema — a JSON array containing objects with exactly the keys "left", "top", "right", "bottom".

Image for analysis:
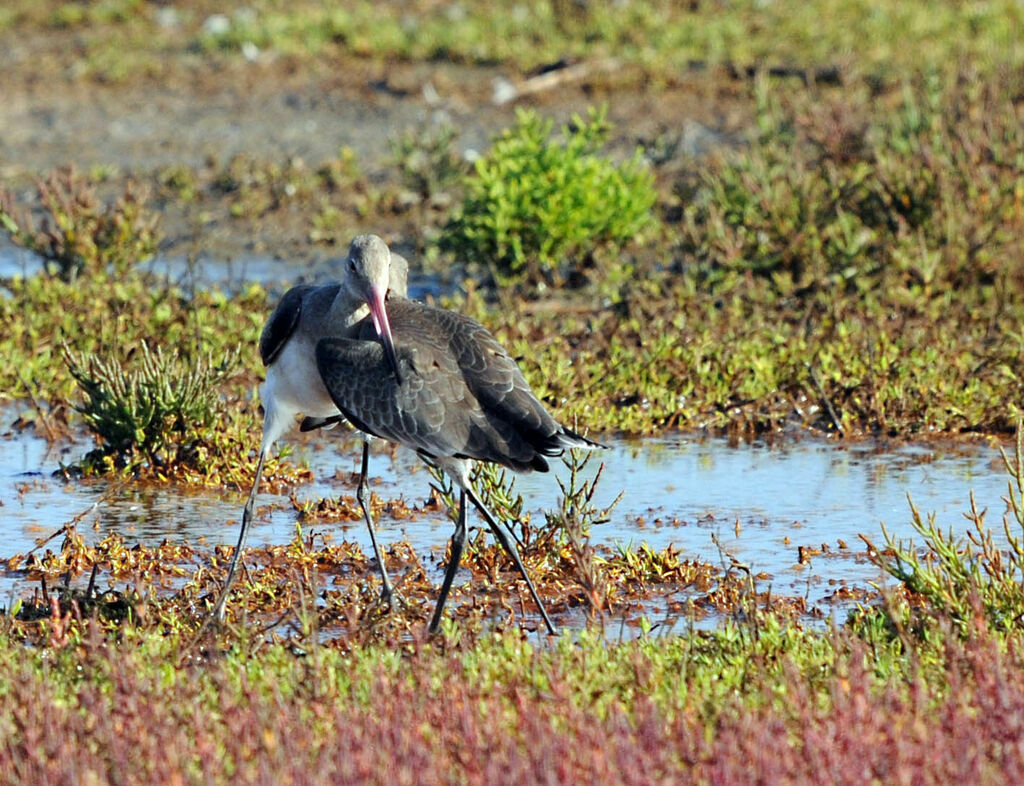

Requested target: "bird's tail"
[
  {"left": 549, "top": 425, "right": 607, "bottom": 454},
  {"left": 524, "top": 423, "right": 607, "bottom": 472}
]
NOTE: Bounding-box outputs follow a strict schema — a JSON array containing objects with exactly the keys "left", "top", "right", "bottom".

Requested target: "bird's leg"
[
  {"left": 212, "top": 447, "right": 266, "bottom": 621},
  {"left": 464, "top": 485, "right": 557, "bottom": 636},
  {"left": 356, "top": 438, "right": 396, "bottom": 605},
  {"left": 428, "top": 489, "right": 468, "bottom": 634}
]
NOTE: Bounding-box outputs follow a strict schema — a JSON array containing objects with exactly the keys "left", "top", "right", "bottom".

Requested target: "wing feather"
[
  {"left": 319, "top": 298, "right": 600, "bottom": 472},
  {"left": 260, "top": 286, "right": 315, "bottom": 366}
]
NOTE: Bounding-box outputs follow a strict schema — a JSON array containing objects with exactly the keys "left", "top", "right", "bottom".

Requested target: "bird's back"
[
  {"left": 316, "top": 299, "right": 600, "bottom": 473},
  {"left": 258, "top": 284, "right": 345, "bottom": 365}
]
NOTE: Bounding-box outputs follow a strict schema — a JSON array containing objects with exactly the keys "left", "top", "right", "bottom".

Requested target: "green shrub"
[
  {"left": 63, "top": 342, "right": 236, "bottom": 477},
  {"left": 440, "top": 106, "right": 657, "bottom": 287}
]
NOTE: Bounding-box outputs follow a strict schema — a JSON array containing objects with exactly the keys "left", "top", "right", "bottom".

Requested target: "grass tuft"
[{"left": 63, "top": 342, "right": 237, "bottom": 477}]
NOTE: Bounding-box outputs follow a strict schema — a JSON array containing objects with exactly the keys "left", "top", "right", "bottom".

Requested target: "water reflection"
[{"left": 0, "top": 243, "right": 445, "bottom": 301}]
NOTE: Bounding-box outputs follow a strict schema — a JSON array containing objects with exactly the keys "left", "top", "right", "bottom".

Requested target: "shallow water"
[
  {"left": 0, "top": 243, "right": 445, "bottom": 302},
  {"left": 1, "top": 408, "right": 1013, "bottom": 627}
]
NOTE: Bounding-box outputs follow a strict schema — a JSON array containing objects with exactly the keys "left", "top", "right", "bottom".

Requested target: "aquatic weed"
[
  {"left": 63, "top": 341, "right": 238, "bottom": 477},
  {"left": 535, "top": 449, "right": 622, "bottom": 613},
  {"left": 866, "top": 420, "right": 1024, "bottom": 636}
]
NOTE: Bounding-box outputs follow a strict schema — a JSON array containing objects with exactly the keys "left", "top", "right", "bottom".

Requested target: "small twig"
[
  {"left": 493, "top": 58, "right": 621, "bottom": 105},
  {"left": 808, "top": 364, "right": 845, "bottom": 436},
  {"left": 16, "top": 368, "right": 60, "bottom": 442},
  {"left": 24, "top": 502, "right": 99, "bottom": 559},
  {"left": 85, "top": 563, "right": 99, "bottom": 600}
]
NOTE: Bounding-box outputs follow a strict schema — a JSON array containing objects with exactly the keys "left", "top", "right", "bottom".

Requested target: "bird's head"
[{"left": 343, "top": 234, "right": 402, "bottom": 384}]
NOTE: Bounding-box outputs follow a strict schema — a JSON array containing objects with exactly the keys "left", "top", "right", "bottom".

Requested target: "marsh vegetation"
[{"left": 2, "top": 1, "right": 1023, "bottom": 782}]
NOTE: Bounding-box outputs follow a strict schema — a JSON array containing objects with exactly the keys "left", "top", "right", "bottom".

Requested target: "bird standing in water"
[
  {"left": 314, "top": 235, "right": 603, "bottom": 634},
  {"left": 212, "top": 236, "right": 407, "bottom": 621}
]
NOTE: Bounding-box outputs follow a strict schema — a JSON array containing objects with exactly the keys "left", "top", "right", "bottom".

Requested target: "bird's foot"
[{"left": 376, "top": 583, "right": 408, "bottom": 612}]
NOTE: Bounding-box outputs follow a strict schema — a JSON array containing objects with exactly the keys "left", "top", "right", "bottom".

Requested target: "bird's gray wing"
[
  {"left": 259, "top": 285, "right": 315, "bottom": 366},
  {"left": 443, "top": 313, "right": 605, "bottom": 452},
  {"left": 441, "top": 310, "right": 561, "bottom": 450},
  {"left": 327, "top": 301, "right": 578, "bottom": 470},
  {"left": 315, "top": 336, "right": 473, "bottom": 460}
]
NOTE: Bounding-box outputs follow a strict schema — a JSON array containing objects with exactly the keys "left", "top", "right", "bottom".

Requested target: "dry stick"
[
  {"left": 493, "top": 58, "right": 621, "bottom": 105},
  {"left": 24, "top": 501, "right": 100, "bottom": 559},
  {"left": 16, "top": 368, "right": 60, "bottom": 442},
  {"left": 84, "top": 563, "right": 99, "bottom": 600},
  {"left": 808, "top": 365, "right": 845, "bottom": 436}
]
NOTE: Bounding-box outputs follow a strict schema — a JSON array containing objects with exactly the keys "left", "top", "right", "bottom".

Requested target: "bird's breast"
[{"left": 264, "top": 337, "right": 339, "bottom": 419}]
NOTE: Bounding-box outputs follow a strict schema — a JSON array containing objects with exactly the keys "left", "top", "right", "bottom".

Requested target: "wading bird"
[
  {"left": 212, "top": 237, "right": 407, "bottom": 621},
  {"left": 314, "top": 235, "right": 603, "bottom": 634}
]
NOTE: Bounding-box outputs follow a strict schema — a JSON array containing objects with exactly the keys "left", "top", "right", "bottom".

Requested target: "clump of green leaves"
[
  {"left": 63, "top": 342, "right": 237, "bottom": 477},
  {"left": 868, "top": 420, "right": 1024, "bottom": 636},
  {"left": 0, "top": 166, "right": 159, "bottom": 282},
  {"left": 440, "top": 106, "right": 656, "bottom": 288}
]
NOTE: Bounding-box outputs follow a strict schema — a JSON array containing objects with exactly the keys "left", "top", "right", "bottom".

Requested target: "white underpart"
[
  {"left": 260, "top": 335, "right": 340, "bottom": 452},
  {"left": 434, "top": 456, "right": 473, "bottom": 491},
  {"left": 259, "top": 293, "right": 375, "bottom": 454}
]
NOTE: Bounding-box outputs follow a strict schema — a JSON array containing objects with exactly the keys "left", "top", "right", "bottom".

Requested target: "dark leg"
[
  {"left": 356, "top": 439, "right": 395, "bottom": 604},
  {"left": 212, "top": 448, "right": 266, "bottom": 621},
  {"left": 428, "top": 489, "right": 468, "bottom": 634},
  {"left": 464, "top": 485, "right": 557, "bottom": 635}
]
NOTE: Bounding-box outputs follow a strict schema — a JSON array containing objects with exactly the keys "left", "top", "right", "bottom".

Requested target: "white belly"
[{"left": 259, "top": 337, "right": 339, "bottom": 449}]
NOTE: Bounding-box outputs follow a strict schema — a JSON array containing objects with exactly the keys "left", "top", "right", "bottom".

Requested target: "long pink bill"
[{"left": 367, "top": 285, "right": 403, "bottom": 386}]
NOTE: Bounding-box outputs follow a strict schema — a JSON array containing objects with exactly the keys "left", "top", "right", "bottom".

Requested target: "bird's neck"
[{"left": 330, "top": 289, "right": 371, "bottom": 329}]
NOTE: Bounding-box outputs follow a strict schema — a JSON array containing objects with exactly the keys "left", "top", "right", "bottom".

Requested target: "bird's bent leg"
[
  {"left": 428, "top": 489, "right": 468, "bottom": 634},
  {"left": 212, "top": 447, "right": 267, "bottom": 621},
  {"left": 465, "top": 485, "right": 557, "bottom": 636},
  {"left": 356, "top": 438, "right": 396, "bottom": 604}
]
